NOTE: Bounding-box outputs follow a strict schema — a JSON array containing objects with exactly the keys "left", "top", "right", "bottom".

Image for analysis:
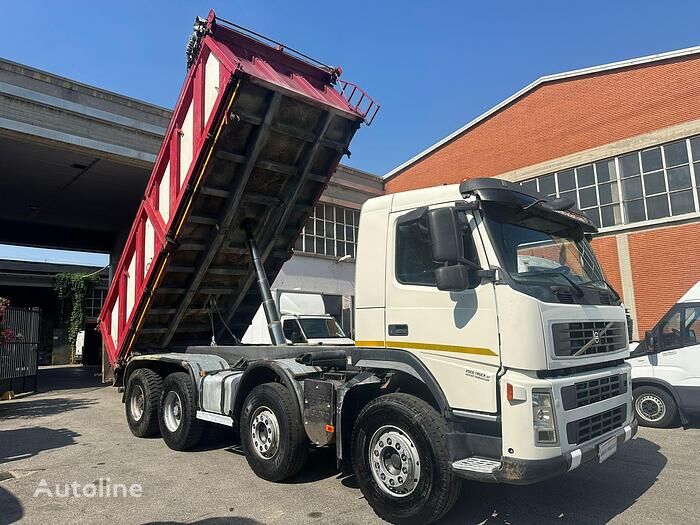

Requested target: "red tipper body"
[{"left": 99, "top": 11, "right": 376, "bottom": 369}]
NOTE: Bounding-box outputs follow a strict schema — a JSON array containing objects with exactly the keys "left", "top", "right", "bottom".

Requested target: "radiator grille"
[
  {"left": 561, "top": 374, "right": 628, "bottom": 410},
  {"left": 552, "top": 321, "right": 627, "bottom": 357},
  {"left": 566, "top": 404, "right": 627, "bottom": 445}
]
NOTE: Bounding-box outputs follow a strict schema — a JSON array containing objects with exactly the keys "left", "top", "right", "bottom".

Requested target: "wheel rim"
[
  {"left": 368, "top": 425, "right": 421, "bottom": 498},
  {"left": 250, "top": 406, "right": 280, "bottom": 460},
  {"left": 636, "top": 393, "right": 665, "bottom": 422},
  {"left": 163, "top": 390, "right": 183, "bottom": 432},
  {"left": 130, "top": 385, "right": 145, "bottom": 422}
]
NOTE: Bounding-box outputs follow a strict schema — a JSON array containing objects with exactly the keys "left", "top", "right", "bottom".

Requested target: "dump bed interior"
[{"left": 100, "top": 12, "right": 374, "bottom": 367}]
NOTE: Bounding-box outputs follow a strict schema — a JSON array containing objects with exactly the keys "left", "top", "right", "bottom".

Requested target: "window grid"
[
  {"left": 295, "top": 203, "right": 360, "bottom": 258},
  {"left": 86, "top": 288, "right": 106, "bottom": 319},
  {"left": 685, "top": 139, "right": 700, "bottom": 214},
  {"left": 519, "top": 134, "right": 700, "bottom": 229}
]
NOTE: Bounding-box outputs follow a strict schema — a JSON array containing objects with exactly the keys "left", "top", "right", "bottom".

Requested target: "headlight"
[{"left": 532, "top": 389, "right": 558, "bottom": 446}]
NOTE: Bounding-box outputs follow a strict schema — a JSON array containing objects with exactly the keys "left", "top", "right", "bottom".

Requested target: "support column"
[{"left": 616, "top": 233, "right": 639, "bottom": 340}]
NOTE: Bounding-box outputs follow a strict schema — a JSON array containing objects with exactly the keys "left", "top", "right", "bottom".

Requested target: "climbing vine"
[
  {"left": 54, "top": 273, "right": 100, "bottom": 360},
  {"left": 0, "top": 297, "right": 12, "bottom": 344}
]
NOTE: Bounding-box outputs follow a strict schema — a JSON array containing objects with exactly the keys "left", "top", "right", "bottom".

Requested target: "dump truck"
[{"left": 100, "top": 11, "right": 636, "bottom": 524}]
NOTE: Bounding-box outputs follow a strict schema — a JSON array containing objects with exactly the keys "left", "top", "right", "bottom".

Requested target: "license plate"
[{"left": 598, "top": 436, "right": 617, "bottom": 463}]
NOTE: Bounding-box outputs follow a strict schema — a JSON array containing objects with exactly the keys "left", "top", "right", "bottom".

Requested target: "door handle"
[{"left": 388, "top": 324, "right": 409, "bottom": 336}]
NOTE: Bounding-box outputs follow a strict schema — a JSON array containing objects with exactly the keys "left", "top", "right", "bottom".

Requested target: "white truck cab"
[
  {"left": 355, "top": 179, "right": 636, "bottom": 484},
  {"left": 629, "top": 281, "right": 700, "bottom": 427}
]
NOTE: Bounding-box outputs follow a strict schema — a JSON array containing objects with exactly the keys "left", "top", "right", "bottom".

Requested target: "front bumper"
[{"left": 453, "top": 418, "right": 637, "bottom": 485}]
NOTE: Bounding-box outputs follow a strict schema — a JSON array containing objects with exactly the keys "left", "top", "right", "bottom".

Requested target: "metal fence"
[{"left": 0, "top": 307, "right": 42, "bottom": 395}]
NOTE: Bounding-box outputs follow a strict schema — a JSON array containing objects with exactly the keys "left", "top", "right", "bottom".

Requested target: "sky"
[{"left": 2, "top": 0, "right": 700, "bottom": 265}]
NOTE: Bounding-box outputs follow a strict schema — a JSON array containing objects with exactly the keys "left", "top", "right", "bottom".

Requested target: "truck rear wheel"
[
  {"left": 351, "top": 393, "right": 461, "bottom": 525},
  {"left": 125, "top": 368, "right": 162, "bottom": 437},
  {"left": 158, "top": 372, "right": 204, "bottom": 450},
  {"left": 240, "top": 382, "right": 308, "bottom": 481},
  {"left": 633, "top": 385, "right": 678, "bottom": 428}
]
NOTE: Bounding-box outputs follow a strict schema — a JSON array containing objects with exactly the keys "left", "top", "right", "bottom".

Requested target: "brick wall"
[
  {"left": 628, "top": 222, "right": 700, "bottom": 335},
  {"left": 386, "top": 55, "right": 700, "bottom": 193}
]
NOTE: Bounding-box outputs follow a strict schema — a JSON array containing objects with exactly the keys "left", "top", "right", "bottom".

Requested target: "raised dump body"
[{"left": 99, "top": 11, "right": 376, "bottom": 369}]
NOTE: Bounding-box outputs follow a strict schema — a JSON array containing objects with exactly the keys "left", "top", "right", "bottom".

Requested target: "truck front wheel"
[
  {"left": 158, "top": 372, "right": 204, "bottom": 450},
  {"left": 351, "top": 393, "right": 461, "bottom": 525},
  {"left": 240, "top": 382, "right": 308, "bottom": 481},
  {"left": 125, "top": 368, "right": 162, "bottom": 437}
]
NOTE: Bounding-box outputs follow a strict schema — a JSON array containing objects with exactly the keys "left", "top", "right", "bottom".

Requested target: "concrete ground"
[{"left": 0, "top": 366, "right": 698, "bottom": 525}]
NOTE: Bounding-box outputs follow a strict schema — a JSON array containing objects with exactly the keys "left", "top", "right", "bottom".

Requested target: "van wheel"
[
  {"left": 633, "top": 386, "right": 678, "bottom": 428},
  {"left": 159, "top": 372, "right": 204, "bottom": 450},
  {"left": 351, "top": 393, "right": 461, "bottom": 525},
  {"left": 240, "top": 383, "right": 308, "bottom": 481},
  {"left": 125, "top": 368, "right": 162, "bottom": 437}
]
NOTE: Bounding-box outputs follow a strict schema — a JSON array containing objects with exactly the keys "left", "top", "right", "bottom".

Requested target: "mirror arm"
[{"left": 477, "top": 269, "right": 496, "bottom": 281}]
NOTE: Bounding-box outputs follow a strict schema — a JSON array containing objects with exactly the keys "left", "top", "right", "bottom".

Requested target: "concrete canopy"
[{"left": 0, "top": 58, "right": 171, "bottom": 253}]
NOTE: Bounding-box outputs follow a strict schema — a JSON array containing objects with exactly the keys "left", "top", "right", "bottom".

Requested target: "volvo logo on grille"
[{"left": 593, "top": 331, "right": 600, "bottom": 344}]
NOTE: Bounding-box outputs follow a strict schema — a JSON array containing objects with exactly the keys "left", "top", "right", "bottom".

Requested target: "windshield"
[
  {"left": 484, "top": 215, "right": 609, "bottom": 292},
  {"left": 298, "top": 317, "right": 346, "bottom": 339}
]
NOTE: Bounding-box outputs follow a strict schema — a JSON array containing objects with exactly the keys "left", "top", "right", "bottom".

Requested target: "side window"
[
  {"left": 683, "top": 306, "right": 700, "bottom": 347},
  {"left": 283, "top": 319, "right": 304, "bottom": 343},
  {"left": 659, "top": 309, "right": 682, "bottom": 350},
  {"left": 396, "top": 216, "right": 440, "bottom": 285},
  {"left": 396, "top": 210, "right": 479, "bottom": 286}
]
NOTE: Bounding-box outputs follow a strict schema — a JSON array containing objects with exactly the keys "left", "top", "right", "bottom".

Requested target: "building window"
[
  {"left": 294, "top": 203, "right": 360, "bottom": 258},
  {"left": 520, "top": 134, "right": 700, "bottom": 229},
  {"left": 86, "top": 287, "right": 106, "bottom": 319}
]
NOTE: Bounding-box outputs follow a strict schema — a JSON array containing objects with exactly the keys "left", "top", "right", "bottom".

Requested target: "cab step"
[{"left": 452, "top": 457, "right": 501, "bottom": 474}]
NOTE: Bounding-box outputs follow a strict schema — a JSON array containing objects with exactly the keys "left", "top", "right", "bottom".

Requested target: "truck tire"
[
  {"left": 633, "top": 385, "right": 678, "bottom": 428},
  {"left": 125, "top": 368, "right": 162, "bottom": 437},
  {"left": 351, "top": 393, "right": 461, "bottom": 525},
  {"left": 240, "top": 382, "right": 308, "bottom": 481},
  {"left": 158, "top": 372, "right": 204, "bottom": 450}
]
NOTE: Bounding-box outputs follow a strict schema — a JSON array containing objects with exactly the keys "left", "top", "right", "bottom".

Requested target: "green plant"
[
  {"left": 0, "top": 297, "right": 12, "bottom": 344},
  {"left": 54, "top": 273, "right": 100, "bottom": 361}
]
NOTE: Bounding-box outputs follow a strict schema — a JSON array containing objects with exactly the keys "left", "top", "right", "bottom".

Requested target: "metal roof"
[{"left": 384, "top": 45, "right": 700, "bottom": 180}]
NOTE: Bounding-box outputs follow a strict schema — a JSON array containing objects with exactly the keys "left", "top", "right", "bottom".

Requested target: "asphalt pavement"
[{"left": 0, "top": 365, "right": 698, "bottom": 524}]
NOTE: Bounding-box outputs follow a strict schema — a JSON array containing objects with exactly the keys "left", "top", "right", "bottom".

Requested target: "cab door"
[
  {"left": 384, "top": 205, "right": 501, "bottom": 413},
  {"left": 654, "top": 303, "right": 700, "bottom": 414}
]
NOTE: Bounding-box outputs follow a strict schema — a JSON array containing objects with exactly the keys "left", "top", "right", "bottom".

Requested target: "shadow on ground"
[
  {"left": 439, "top": 437, "right": 666, "bottom": 524},
  {"left": 36, "top": 366, "right": 103, "bottom": 393},
  {"left": 284, "top": 447, "right": 340, "bottom": 484},
  {"left": 0, "top": 484, "right": 23, "bottom": 524},
  {"left": 0, "top": 426, "right": 80, "bottom": 464},
  {"left": 144, "top": 518, "right": 261, "bottom": 525},
  {"left": 0, "top": 396, "right": 96, "bottom": 421}
]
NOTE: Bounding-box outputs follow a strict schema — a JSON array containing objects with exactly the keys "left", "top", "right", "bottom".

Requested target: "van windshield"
[{"left": 299, "top": 318, "right": 346, "bottom": 339}]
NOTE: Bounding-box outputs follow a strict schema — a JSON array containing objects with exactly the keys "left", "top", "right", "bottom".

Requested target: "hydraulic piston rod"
[{"left": 244, "top": 223, "right": 286, "bottom": 345}]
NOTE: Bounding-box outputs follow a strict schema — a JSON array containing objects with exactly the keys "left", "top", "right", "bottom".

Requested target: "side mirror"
[
  {"left": 436, "top": 264, "right": 479, "bottom": 292},
  {"left": 645, "top": 330, "right": 657, "bottom": 353},
  {"left": 428, "top": 208, "right": 463, "bottom": 263}
]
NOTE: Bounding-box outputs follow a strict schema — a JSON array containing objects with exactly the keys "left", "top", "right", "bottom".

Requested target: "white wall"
[{"left": 272, "top": 254, "right": 355, "bottom": 297}]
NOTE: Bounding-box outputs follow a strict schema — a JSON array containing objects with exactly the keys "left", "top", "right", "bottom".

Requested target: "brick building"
[{"left": 384, "top": 46, "right": 700, "bottom": 339}]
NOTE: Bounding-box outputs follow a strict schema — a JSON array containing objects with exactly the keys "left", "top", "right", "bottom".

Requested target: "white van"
[
  {"left": 242, "top": 291, "right": 354, "bottom": 346},
  {"left": 629, "top": 281, "right": 700, "bottom": 427}
]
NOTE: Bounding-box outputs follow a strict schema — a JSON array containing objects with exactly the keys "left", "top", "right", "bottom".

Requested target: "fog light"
[{"left": 532, "top": 389, "right": 558, "bottom": 446}]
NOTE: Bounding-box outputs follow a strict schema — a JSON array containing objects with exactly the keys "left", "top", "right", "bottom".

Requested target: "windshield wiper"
[
  {"left": 528, "top": 269, "right": 585, "bottom": 297},
  {"left": 579, "top": 277, "right": 621, "bottom": 301}
]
